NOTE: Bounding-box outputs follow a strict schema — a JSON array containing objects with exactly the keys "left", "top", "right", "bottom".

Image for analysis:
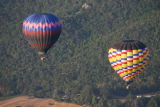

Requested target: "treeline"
[
  {"left": 0, "top": 0, "right": 160, "bottom": 106},
  {"left": 105, "top": 94, "right": 160, "bottom": 107}
]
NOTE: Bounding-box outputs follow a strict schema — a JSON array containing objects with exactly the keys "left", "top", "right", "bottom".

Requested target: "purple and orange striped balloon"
[{"left": 22, "top": 13, "right": 62, "bottom": 55}]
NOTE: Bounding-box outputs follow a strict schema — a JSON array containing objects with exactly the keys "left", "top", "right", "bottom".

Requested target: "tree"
[
  {"left": 91, "top": 95, "right": 97, "bottom": 105},
  {"left": 147, "top": 98, "right": 158, "bottom": 107},
  {"left": 79, "top": 85, "right": 93, "bottom": 104}
]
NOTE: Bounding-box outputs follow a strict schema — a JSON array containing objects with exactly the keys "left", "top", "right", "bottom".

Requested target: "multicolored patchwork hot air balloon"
[
  {"left": 108, "top": 40, "right": 150, "bottom": 89},
  {"left": 22, "top": 13, "right": 62, "bottom": 60}
]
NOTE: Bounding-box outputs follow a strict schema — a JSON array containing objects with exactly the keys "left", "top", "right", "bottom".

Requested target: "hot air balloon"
[
  {"left": 22, "top": 13, "right": 62, "bottom": 61},
  {"left": 108, "top": 40, "right": 150, "bottom": 89}
]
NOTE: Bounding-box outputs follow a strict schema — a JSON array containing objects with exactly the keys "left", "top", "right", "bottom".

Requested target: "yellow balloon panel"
[{"left": 108, "top": 47, "right": 150, "bottom": 83}]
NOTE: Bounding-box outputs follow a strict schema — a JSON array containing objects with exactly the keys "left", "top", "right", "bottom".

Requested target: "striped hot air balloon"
[
  {"left": 108, "top": 40, "right": 150, "bottom": 89},
  {"left": 22, "top": 13, "right": 62, "bottom": 60}
]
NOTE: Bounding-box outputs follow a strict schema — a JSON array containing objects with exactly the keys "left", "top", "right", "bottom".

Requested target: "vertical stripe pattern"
[
  {"left": 22, "top": 13, "right": 62, "bottom": 54},
  {"left": 108, "top": 40, "right": 150, "bottom": 84}
]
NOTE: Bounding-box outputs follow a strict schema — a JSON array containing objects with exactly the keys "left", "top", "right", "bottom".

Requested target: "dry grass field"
[{"left": 0, "top": 96, "right": 88, "bottom": 107}]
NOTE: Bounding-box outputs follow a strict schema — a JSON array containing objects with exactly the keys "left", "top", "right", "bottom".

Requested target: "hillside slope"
[
  {"left": 0, "top": 0, "right": 160, "bottom": 106},
  {"left": 0, "top": 96, "right": 84, "bottom": 107}
]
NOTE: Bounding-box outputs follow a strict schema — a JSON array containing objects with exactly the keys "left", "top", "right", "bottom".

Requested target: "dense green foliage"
[{"left": 0, "top": 0, "right": 160, "bottom": 106}]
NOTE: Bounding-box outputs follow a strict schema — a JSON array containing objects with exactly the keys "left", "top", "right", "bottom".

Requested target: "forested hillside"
[{"left": 0, "top": 0, "right": 160, "bottom": 107}]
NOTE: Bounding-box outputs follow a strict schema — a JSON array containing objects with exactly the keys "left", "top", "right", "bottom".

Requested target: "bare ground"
[{"left": 0, "top": 96, "right": 85, "bottom": 107}]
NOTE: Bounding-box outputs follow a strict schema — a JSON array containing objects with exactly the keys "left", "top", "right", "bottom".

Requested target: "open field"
[{"left": 0, "top": 96, "right": 87, "bottom": 107}]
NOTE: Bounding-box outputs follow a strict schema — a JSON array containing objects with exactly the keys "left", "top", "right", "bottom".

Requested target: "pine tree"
[{"left": 147, "top": 98, "right": 158, "bottom": 107}]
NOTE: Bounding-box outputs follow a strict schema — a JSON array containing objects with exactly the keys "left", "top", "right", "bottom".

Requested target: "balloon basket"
[
  {"left": 40, "top": 56, "right": 46, "bottom": 61},
  {"left": 126, "top": 85, "right": 131, "bottom": 90}
]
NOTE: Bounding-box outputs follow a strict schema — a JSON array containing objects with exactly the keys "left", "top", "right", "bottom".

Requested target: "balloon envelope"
[
  {"left": 108, "top": 40, "right": 150, "bottom": 85},
  {"left": 22, "top": 13, "right": 62, "bottom": 55}
]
